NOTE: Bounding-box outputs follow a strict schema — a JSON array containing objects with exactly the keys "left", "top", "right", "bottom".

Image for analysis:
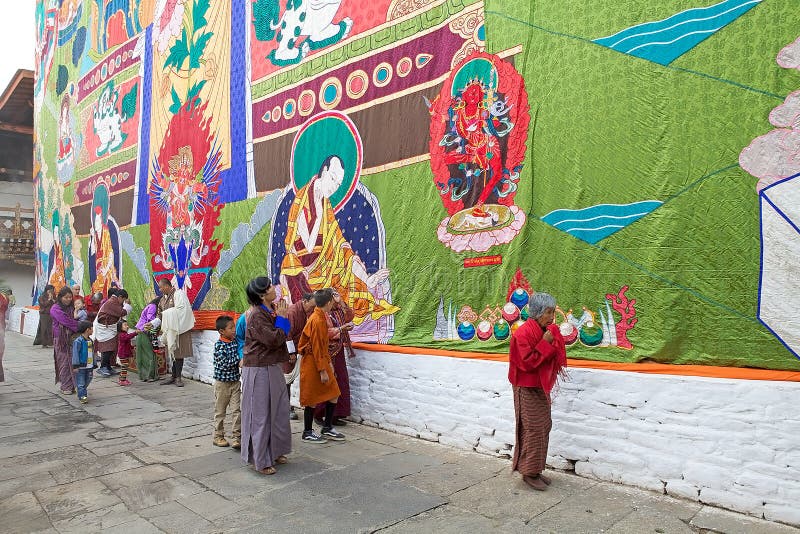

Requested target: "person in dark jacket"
[{"left": 240, "top": 277, "right": 292, "bottom": 475}]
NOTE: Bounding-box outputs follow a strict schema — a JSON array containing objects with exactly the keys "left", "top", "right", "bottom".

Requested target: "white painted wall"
[
  {"left": 0, "top": 260, "right": 34, "bottom": 305},
  {"left": 9, "top": 314, "right": 800, "bottom": 527},
  {"left": 346, "top": 350, "right": 800, "bottom": 527},
  {"left": 184, "top": 329, "right": 217, "bottom": 384},
  {"left": 0, "top": 181, "right": 34, "bottom": 210},
  {"left": 7, "top": 306, "right": 39, "bottom": 337}
]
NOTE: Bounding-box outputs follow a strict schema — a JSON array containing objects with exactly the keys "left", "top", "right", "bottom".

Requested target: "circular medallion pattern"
[
  {"left": 345, "top": 70, "right": 369, "bottom": 99},
  {"left": 298, "top": 89, "right": 316, "bottom": 116},
  {"left": 396, "top": 57, "right": 412, "bottom": 78},
  {"left": 283, "top": 98, "right": 297, "bottom": 120},
  {"left": 372, "top": 62, "right": 393, "bottom": 88},
  {"left": 318, "top": 77, "right": 342, "bottom": 110}
]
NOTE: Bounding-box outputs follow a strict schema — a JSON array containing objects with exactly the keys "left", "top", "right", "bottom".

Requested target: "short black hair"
[
  {"left": 314, "top": 288, "right": 334, "bottom": 307},
  {"left": 117, "top": 319, "right": 128, "bottom": 332},
  {"left": 216, "top": 315, "right": 234, "bottom": 331},
  {"left": 76, "top": 321, "right": 93, "bottom": 334},
  {"left": 302, "top": 292, "right": 314, "bottom": 301},
  {"left": 107, "top": 288, "right": 118, "bottom": 298},
  {"left": 317, "top": 155, "right": 343, "bottom": 179},
  {"left": 245, "top": 277, "right": 271, "bottom": 306},
  {"left": 115, "top": 289, "right": 129, "bottom": 299}
]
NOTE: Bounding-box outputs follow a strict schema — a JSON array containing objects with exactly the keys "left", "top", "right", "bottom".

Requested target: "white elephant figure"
[
  {"left": 92, "top": 82, "right": 126, "bottom": 157},
  {"left": 253, "top": 0, "right": 353, "bottom": 66}
]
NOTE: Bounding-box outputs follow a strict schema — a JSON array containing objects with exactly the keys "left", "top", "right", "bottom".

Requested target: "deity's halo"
[
  {"left": 451, "top": 57, "right": 498, "bottom": 97},
  {"left": 91, "top": 181, "right": 110, "bottom": 222},
  {"left": 290, "top": 111, "right": 363, "bottom": 212}
]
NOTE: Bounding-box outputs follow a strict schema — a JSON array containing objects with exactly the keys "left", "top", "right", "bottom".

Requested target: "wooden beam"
[
  {"left": 0, "top": 70, "right": 33, "bottom": 112},
  {"left": 0, "top": 122, "right": 32, "bottom": 135}
]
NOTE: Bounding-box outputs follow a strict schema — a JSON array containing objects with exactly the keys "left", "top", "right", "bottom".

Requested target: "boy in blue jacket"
[{"left": 72, "top": 321, "right": 95, "bottom": 403}]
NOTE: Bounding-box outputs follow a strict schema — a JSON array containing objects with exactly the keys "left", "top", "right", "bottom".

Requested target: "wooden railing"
[
  {"left": 0, "top": 204, "right": 34, "bottom": 239},
  {"left": 0, "top": 204, "right": 35, "bottom": 262}
]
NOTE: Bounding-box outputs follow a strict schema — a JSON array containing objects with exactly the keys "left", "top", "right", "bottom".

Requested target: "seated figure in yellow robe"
[
  {"left": 280, "top": 156, "right": 398, "bottom": 325},
  {"left": 48, "top": 218, "right": 67, "bottom": 293},
  {"left": 90, "top": 207, "right": 118, "bottom": 296}
]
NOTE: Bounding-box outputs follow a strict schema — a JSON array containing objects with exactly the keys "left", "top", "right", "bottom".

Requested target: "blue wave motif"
[
  {"left": 593, "top": 0, "right": 761, "bottom": 65},
  {"left": 541, "top": 201, "right": 663, "bottom": 244}
]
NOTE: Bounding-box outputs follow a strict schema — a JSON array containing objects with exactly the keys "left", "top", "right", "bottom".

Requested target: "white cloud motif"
[
  {"left": 777, "top": 36, "right": 800, "bottom": 71},
  {"left": 768, "top": 90, "right": 800, "bottom": 129},
  {"left": 740, "top": 37, "right": 800, "bottom": 191},
  {"left": 739, "top": 127, "right": 800, "bottom": 191}
]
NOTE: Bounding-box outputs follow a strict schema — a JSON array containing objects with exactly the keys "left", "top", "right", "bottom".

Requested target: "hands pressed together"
[{"left": 274, "top": 300, "right": 289, "bottom": 318}]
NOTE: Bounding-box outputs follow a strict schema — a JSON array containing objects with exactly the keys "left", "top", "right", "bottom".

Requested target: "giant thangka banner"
[{"left": 33, "top": 0, "right": 800, "bottom": 371}]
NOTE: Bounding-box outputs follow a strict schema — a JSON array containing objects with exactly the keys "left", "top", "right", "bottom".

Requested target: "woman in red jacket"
[{"left": 508, "top": 292, "right": 567, "bottom": 491}]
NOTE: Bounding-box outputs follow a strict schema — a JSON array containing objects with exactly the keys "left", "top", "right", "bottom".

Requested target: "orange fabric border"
[
  {"left": 27, "top": 307, "right": 236, "bottom": 331},
  {"left": 351, "top": 342, "right": 800, "bottom": 382},
  {"left": 193, "top": 311, "right": 240, "bottom": 331}
]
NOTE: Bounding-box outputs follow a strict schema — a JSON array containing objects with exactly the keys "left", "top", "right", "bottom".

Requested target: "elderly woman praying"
[{"left": 508, "top": 292, "right": 567, "bottom": 491}]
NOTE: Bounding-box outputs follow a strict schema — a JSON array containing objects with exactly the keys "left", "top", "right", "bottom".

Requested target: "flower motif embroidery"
[{"left": 154, "top": 0, "right": 186, "bottom": 55}]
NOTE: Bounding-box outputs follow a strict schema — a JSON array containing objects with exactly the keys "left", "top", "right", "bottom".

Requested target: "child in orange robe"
[{"left": 297, "top": 289, "right": 345, "bottom": 443}]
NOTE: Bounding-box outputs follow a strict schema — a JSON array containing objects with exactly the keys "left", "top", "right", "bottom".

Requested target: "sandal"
[
  {"left": 275, "top": 455, "right": 289, "bottom": 464},
  {"left": 257, "top": 466, "right": 276, "bottom": 475}
]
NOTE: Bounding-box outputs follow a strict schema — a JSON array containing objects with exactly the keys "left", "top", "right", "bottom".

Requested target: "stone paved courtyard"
[{"left": 0, "top": 331, "right": 796, "bottom": 534}]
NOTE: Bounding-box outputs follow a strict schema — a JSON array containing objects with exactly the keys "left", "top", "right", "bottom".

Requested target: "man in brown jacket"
[{"left": 145, "top": 278, "right": 193, "bottom": 387}]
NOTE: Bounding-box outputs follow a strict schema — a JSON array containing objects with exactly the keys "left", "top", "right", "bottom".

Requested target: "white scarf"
[
  {"left": 158, "top": 289, "right": 195, "bottom": 357},
  {"left": 92, "top": 320, "right": 117, "bottom": 343},
  {"left": 92, "top": 300, "right": 131, "bottom": 343}
]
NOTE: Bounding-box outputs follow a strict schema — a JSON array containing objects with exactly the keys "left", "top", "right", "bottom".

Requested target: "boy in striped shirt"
[{"left": 212, "top": 316, "right": 241, "bottom": 449}]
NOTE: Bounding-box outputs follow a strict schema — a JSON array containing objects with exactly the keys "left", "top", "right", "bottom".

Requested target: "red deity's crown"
[{"left": 463, "top": 76, "right": 487, "bottom": 92}]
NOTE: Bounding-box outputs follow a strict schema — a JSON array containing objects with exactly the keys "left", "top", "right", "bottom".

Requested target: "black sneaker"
[
  {"left": 301, "top": 431, "right": 328, "bottom": 444},
  {"left": 321, "top": 427, "right": 345, "bottom": 441},
  {"left": 289, "top": 410, "right": 299, "bottom": 421}
]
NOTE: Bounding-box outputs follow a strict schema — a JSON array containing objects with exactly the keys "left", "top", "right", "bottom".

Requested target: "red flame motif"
[
  {"left": 606, "top": 286, "right": 637, "bottom": 350},
  {"left": 148, "top": 101, "right": 223, "bottom": 306},
  {"left": 506, "top": 267, "right": 533, "bottom": 302}
]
